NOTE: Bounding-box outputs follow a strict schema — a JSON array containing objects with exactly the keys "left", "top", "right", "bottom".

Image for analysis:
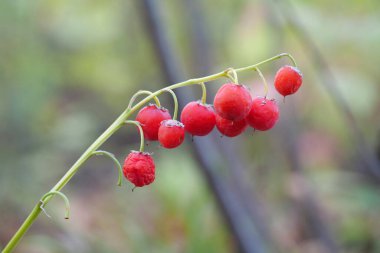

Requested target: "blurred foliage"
[{"left": 1, "top": 0, "right": 380, "bottom": 252}]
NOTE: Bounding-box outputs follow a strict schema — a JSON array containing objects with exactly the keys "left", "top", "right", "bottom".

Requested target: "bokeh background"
[{"left": 1, "top": 0, "right": 380, "bottom": 252}]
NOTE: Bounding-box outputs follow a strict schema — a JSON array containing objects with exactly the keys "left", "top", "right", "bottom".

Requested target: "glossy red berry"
[
  {"left": 246, "top": 97, "right": 279, "bottom": 131},
  {"left": 158, "top": 120, "right": 185, "bottom": 149},
  {"left": 123, "top": 151, "right": 155, "bottom": 187},
  {"left": 214, "top": 83, "right": 252, "bottom": 121},
  {"left": 274, "top": 65, "right": 303, "bottom": 97},
  {"left": 215, "top": 115, "right": 248, "bottom": 137},
  {"left": 180, "top": 101, "right": 216, "bottom": 136},
  {"left": 136, "top": 104, "right": 171, "bottom": 141}
]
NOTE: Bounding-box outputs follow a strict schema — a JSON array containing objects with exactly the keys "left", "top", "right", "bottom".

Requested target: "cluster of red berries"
[{"left": 123, "top": 65, "right": 303, "bottom": 188}]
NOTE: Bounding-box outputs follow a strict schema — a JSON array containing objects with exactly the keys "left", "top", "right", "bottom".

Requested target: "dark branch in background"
[
  {"left": 183, "top": 0, "right": 212, "bottom": 77},
  {"left": 270, "top": 0, "right": 380, "bottom": 183},
  {"left": 215, "top": 139, "right": 278, "bottom": 251},
  {"left": 183, "top": 0, "right": 278, "bottom": 251},
  {"left": 279, "top": 107, "right": 340, "bottom": 253},
  {"left": 138, "top": 0, "right": 272, "bottom": 252},
  {"left": 255, "top": 0, "right": 342, "bottom": 251}
]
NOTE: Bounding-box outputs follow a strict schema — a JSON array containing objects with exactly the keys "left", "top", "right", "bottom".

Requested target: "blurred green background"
[{"left": 1, "top": 0, "right": 380, "bottom": 252}]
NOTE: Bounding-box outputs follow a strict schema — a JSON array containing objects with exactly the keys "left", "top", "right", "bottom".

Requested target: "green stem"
[
  {"left": 199, "top": 82, "right": 207, "bottom": 104},
  {"left": 225, "top": 68, "right": 239, "bottom": 83},
  {"left": 2, "top": 53, "right": 296, "bottom": 253},
  {"left": 162, "top": 89, "right": 179, "bottom": 120},
  {"left": 127, "top": 90, "right": 161, "bottom": 110},
  {"left": 40, "top": 191, "right": 71, "bottom": 219},
  {"left": 125, "top": 120, "right": 145, "bottom": 152},
  {"left": 235, "top": 52, "right": 297, "bottom": 72},
  {"left": 252, "top": 67, "right": 269, "bottom": 98},
  {"left": 3, "top": 204, "right": 42, "bottom": 253},
  {"left": 92, "top": 150, "right": 123, "bottom": 186}
]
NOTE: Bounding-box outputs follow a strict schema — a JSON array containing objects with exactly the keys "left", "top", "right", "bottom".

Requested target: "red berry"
[
  {"left": 274, "top": 65, "right": 303, "bottom": 97},
  {"left": 214, "top": 83, "right": 252, "bottom": 121},
  {"left": 123, "top": 151, "right": 155, "bottom": 187},
  {"left": 158, "top": 120, "right": 185, "bottom": 149},
  {"left": 215, "top": 115, "right": 248, "bottom": 137},
  {"left": 180, "top": 101, "right": 216, "bottom": 136},
  {"left": 246, "top": 97, "right": 279, "bottom": 131},
  {"left": 136, "top": 104, "right": 171, "bottom": 141}
]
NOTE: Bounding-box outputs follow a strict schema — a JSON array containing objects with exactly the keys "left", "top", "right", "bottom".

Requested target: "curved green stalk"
[
  {"left": 199, "top": 82, "right": 207, "bottom": 104},
  {"left": 162, "top": 89, "right": 179, "bottom": 120},
  {"left": 92, "top": 150, "right": 123, "bottom": 186},
  {"left": 225, "top": 68, "right": 239, "bottom": 83},
  {"left": 252, "top": 67, "right": 269, "bottom": 98},
  {"left": 2, "top": 53, "right": 297, "bottom": 253},
  {"left": 40, "top": 191, "right": 70, "bottom": 219},
  {"left": 124, "top": 120, "right": 145, "bottom": 152},
  {"left": 235, "top": 53, "right": 297, "bottom": 72},
  {"left": 127, "top": 90, "right": 161, "bottom": 110}
]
